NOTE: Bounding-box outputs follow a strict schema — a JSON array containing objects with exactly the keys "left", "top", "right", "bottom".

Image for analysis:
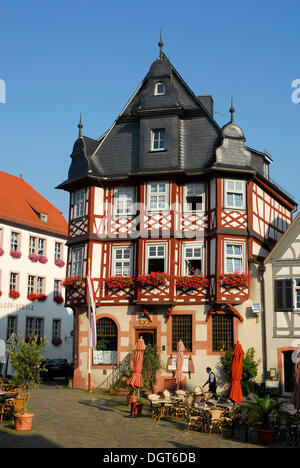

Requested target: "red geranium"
[
  {"left": 37, "top": 294, "right": 47, "bottom": 301},
  {"left": 53, "top": 295, "right": 64, "bottom": 304},
  {"left": 220, "top": 272, "right": 251, "bottom": 289},
  {"left": 176, "top": 274, "right": 209, "bottom": 290},
  {"left": 61, "top": 275, "right": 84, "bottom": 287},
  {"left": 9, "top": 290, "right": 20, "bottom": 299},
  {"left": 27, "top": 293, "right": 39, "bottom": 301},
  {"left": 105, "top": 275, "right": 134, "bottom": 289},
  {"left": 136, "top": 272, "right": 169, "bottom": 287}
]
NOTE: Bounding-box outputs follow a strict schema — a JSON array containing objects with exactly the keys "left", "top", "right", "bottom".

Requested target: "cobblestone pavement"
[{"left": 0, "top": 383, "right": 292, "bottom": 448}]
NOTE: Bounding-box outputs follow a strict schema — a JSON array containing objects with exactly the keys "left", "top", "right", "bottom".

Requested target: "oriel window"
[
  {"left": 146, "top": 244, "right": 166, "bottom": 273},
  {"left": 183, "top": 183, "right": 205, "bottom": 212},
  {"left": 225, "top": 180, "right": 244, "bottom": 209}
]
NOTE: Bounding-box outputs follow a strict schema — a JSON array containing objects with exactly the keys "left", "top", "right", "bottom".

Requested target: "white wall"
[{"left": 0, "top": 222, "right": 74, "bottom": 371}]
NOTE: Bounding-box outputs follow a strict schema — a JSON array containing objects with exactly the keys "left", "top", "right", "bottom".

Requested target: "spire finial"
[
  {"left": 78, "top": 113, "right": 83, "bottom": 138},
  {"left": 230, "top": 97, "right": 235, "bottom": 123},
  {"left": 158, "top": 29, "right": 164, "bottom": 59}
]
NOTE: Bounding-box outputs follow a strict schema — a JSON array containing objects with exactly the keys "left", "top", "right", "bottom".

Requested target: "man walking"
[{"left": 203, "top": 367, "right": 217, "bottom": 398}]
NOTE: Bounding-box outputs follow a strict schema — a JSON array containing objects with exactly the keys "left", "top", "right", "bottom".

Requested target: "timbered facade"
[{"left": 58, "top": 48, "right": 296, "bottom": 390}]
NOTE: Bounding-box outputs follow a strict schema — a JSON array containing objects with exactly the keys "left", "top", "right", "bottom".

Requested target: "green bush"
[{"left": 220, "top": 347, "right": 260, "bottom": 395}]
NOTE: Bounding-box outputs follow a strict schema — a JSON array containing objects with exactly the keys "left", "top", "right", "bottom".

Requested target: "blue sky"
[{"left": 1, "top": 0, "right": 300, "bottom": 218}]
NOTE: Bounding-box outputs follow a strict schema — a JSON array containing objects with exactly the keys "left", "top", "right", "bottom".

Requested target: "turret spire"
[
  {"left": 158, "top": 29, "right": 164, "bottom": 59},
  {"left": 78, "top": 113, "right": 83, "bottom": 138},
  {"left": 229, "top": 97, "right": 235, "bottom": 123}
]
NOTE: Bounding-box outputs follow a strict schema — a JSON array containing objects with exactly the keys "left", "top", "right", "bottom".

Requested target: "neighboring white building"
[
  {"left": 264, "top": 212, "right": 300, "bottom": 396},
  {"left": 0, "top": 171, "right": 73, "bottom": 373}
]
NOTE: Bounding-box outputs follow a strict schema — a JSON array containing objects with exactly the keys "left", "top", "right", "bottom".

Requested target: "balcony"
[{"left": 63, "top": 273, "right": 250, "bottom": 307}]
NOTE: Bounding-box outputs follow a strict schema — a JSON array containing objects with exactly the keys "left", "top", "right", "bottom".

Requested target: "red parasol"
[
  {"left": 174, "top": 339, "right": 185, "bottom": 388},
  {"left": 128, "top": 337, "right": 146, "bottom": 390},
  {"left": 228, "top": 341, "right": 244, "bottom": 404}
]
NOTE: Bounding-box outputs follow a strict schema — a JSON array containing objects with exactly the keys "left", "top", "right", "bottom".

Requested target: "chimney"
[{"left": 197, "top": 95, "right": 214, "bottom": 117}]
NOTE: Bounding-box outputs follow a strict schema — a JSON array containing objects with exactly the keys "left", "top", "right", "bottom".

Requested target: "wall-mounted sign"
[{"left": 168, "top": 357, "right": 189, "bottom": 372}]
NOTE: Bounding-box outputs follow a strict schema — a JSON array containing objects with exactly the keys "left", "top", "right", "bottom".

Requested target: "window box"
[
  {"left": 39, "top": 255, "right": 48, "bottom": 264},
  {"left": 61, "top": 275, "right": 84, "bottom": 288},
  {"left": 0, "top": 247, "right": 4, "bottom": 256},
  {"left": 37, "top": 294, "right": 47, "bottom": 302},
  {"left": 0, "top": 290, "right": 2, "bottom": 297},
  {"left": 27, "top": 293, "right": 39, "bottom": 301},
  {"left": 175, "top": 274, "right": 209, "bottom": 290},
  {"left": 55, "top": 259, "right": 65, "bottom": 267},
  {"left": 28, "top": 253, "right": 40, "bottom": 262},
  {"left": 136, "top": 272, "right": 169, "bottom": 287},
  {"left": 105, "top": 275, "right": 134, "bottom": 289},
  {"left": 10, "top": 250, "right": 22, "bottom": 259},
  {"left": 53, "top": 295, "right": 64, "bottom": 304},
  {"left": 220, "top": 272, "right": 251, "bottom": 289},
  {"left": 9, "top": 290, "right": 20, "bottom": 299}
]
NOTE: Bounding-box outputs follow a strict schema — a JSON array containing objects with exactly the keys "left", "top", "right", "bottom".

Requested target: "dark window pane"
[
  {"left": 172, "top": 315, "right": 192, "bottom": 352},
  {"left": 212, "top": 315, "right": 233, "bottom": 352}
]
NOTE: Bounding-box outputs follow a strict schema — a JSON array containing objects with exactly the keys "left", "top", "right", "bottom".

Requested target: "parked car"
[{"left": 41, "top": 358, "right": 73, "bottom": 381}]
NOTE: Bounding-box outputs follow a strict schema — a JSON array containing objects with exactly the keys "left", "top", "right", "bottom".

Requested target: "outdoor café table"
[{"left": 156, "top": 399, "right": 173, "bottom": 421}]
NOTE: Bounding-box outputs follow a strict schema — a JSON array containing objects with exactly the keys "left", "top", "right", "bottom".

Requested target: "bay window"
[
  {"left": 225, "top": 179, "right": 244, "bottom": 209},
  {"left": 73, "top": 190, "right": 85, "bottom": 219},
  {"left": 182, "top": 244, "right": 203, "bottom": 275},
  {"left": 112, "top": 246, "right": 133, "bottom": 275},
  {"left": 113, "top": 187, "right": 134, "bottom": 216},
  {"left": 183, "top": 183, "right": 205, "bottom": 212},
  {"left": 224, "top": 242, "right": 244, "bottom": 273},
  {"left": 146, "top": 243, "right": 167, "bottom": 273},
  {"left": 71, "top": 247, "right": 83, "bottom": 276}
]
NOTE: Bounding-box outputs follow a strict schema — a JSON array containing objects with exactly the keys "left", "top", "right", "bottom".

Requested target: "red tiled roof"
[{"left": 0, "top": 172, "right": 68, "bottom": 237}]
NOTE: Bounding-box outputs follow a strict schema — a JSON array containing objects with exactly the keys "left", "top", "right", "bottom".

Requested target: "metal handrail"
[{"left": 94, "top": 352, "right": 132, "bottom": 391}]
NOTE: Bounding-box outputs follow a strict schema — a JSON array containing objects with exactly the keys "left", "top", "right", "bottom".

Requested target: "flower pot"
[
  {"left": 127, "top": 394, "right": 137, "bottom": 406},
  {"left": 14, "top": 412, "right": 34, "bottom": 431},
  {"left": 257, "top": 429, "right": 275, "bottom": 445},
  {"left": 131, "top": 402, "right": 143, "bottom": 416}
]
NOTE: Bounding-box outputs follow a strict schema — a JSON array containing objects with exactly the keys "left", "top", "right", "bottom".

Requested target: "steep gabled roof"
[
  {"left": 264, "top": 211, "right": 300, "bottom": 264},
  {"left": 0, "top": 171, "right": 68, "bottom": 237}
]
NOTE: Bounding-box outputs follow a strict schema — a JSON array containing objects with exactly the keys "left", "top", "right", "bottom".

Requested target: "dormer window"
[
  {"left": 155, "top": 82, "right": 165, "bottom": 95},
  {"left": 151, "top": 129, "right": 165, "bottom": 151}
]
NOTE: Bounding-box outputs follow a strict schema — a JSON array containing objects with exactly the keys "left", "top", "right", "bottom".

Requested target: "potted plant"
[
  {"left": 175, "top": 274, "right": 209, "bottom": 290},
  {"left": 10, "top": 250, "right": 22, "bottom": 259},
  {"left": 9, "top": 290, "right": 20, "bottom": 299},
  {"left": 239, "top": 393, "right": 284, "bottom": 445},
  {"left": 105, "top": 275, "right": 134, "bottom": 289},
  {"left": 61, "top": 275, "right": 84, "bottom": 288},
  {"left": 136, "top": 272, "right": 169, "bottom": 287},
  {"left": 55, "top": 259, "right": 65, "bottom": 267},
  {"left": 53, "top": 294, "right": 64, "bottom": 304},
  {"left": 220, "top": 272, "right": 252, "bottom": 289},
  {"left": 7, "top": 333, "right": 47, "bottom": 431},
  {"left": 28, "top": 253, "right": 40, "bottom": 262}
]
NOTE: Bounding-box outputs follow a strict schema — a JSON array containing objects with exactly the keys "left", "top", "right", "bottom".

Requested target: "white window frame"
[
  {"left": 9, "top": 272, "right": 18, "bottom": 291},
  {"left": 183, "top": 183, "right": 205, "bottom": 213},
  {"left": 37, "top": 238, "right": 46, "bottom": 256},
  {"left": 145, "top": 243, "right": 167, "bottom": 274},
  {"left": 11, "top": 232, "right": 19, "bottom": 251},
  {"left": 28, "top": 275, "right": 35, "bottom": 294},
  {"left": 225, "top": 179, "right": 245, "bottom": 210},
  {"left": 37, "top": 277, "right": 45, "bottom": 295},
  {"left": 147, "top": 181, "right": 168, "bottom": 212},
  {"left": 71, "top": 247, "right": 84, "bottom": 276},
  {"left": 154, "top": 82, "right": 166, "bottom": 96},
  {"left": 52, "top": 319, "right": 61, "bottom": 339},
  {"left": 182, "top": 243, "right": 204, "bottom": 276},
  {"left": 151, "top": 129, "right": 165, "bottom": 151},
  {"left": 29, "top": 236, "right": 36, "bottom": 255},
  {"left": 113, "top": 187, "right": 135, "bottom": 217},
  {"left": 54, "top": 279, "right": 61, "bottom": 296},
  {"left": 55, "top": 242, "right": 62, "bottom": 260},
  {"left": 73, "top": 190, "right": 85, "bottom": 219},
  {"left": 294, "top": 278, "right": 300, "bottom": 310},
  {"left": 111, "top": 246, "right": 133, "bottom": 276},
  {"left": 224, "top": 242, "right": 245, "bottom": 274}
]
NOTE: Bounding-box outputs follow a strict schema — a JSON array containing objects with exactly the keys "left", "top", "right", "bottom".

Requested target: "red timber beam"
[{"left": 206, "top": 303, "right": 244, "bottom": 323}]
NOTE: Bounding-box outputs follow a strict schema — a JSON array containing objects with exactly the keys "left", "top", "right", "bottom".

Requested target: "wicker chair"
[
  {"left": 206, "top": 408, "right": 233, "bottom": 434},
  {"left": 147, "top": 394, "right": 161, "bottom": 419},
  {"left": 0, "top": 389, "right": 20, "bottom": 423}
]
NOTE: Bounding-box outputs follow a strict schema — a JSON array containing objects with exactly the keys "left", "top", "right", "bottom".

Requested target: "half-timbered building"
[{"left": 58, "top": 44, "right": 296, "bottom": 391}]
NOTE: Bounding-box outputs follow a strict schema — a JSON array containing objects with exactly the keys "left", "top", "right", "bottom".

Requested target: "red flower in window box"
[
  {"left": 55, "top": 259, "right": 65, "bottom": 267},
  {"left": 0, "top": 290, "right": 2, "bottom": 297},
  {"left": 28, "top": 253, "right": 40, "bottom": 262},
  {"left": 10, "top": 250, "right": 22, "bottom": 259},
  {"left": 27, "top": 293, "right": 39, "bottom": 301},
  {"left": 136, "top": 272, "right": 169, "bottom": 287},
  {"left": 39, "top": 255, "right": 48, "bottom": 264},
  {"left": 9, "top": 290, "right": 20, "bottom": 299},
  {"left": 175, "top": 274, "right": 209, "bottom": 290},
  {"left": 53, "top": 295, "right": 64, "bottom": 304},
  {"left": 0, "top": 248, "right": 4, "bottom": 256},
  {"left": 37, "top": 294, "right": 47, "bottom": 301},
  {"left": 61, "top": 275, "right": 84, "bottom": 288},
  {"left": 52, "top": 337, "right": 62, "bottom": 346},
  {"left": 220, "top": 272, "right": 251, "bottom": 289},
  {"left": 105, "top": 275, "right": 134, "bottom": 289}
]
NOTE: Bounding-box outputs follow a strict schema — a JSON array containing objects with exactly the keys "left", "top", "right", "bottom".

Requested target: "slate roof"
[
  {"left": 57, "top": 53, "right": 271, "bottom": 190},
  {"left": 0, "top": 171, "right": 68, "bottom": 237}
]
